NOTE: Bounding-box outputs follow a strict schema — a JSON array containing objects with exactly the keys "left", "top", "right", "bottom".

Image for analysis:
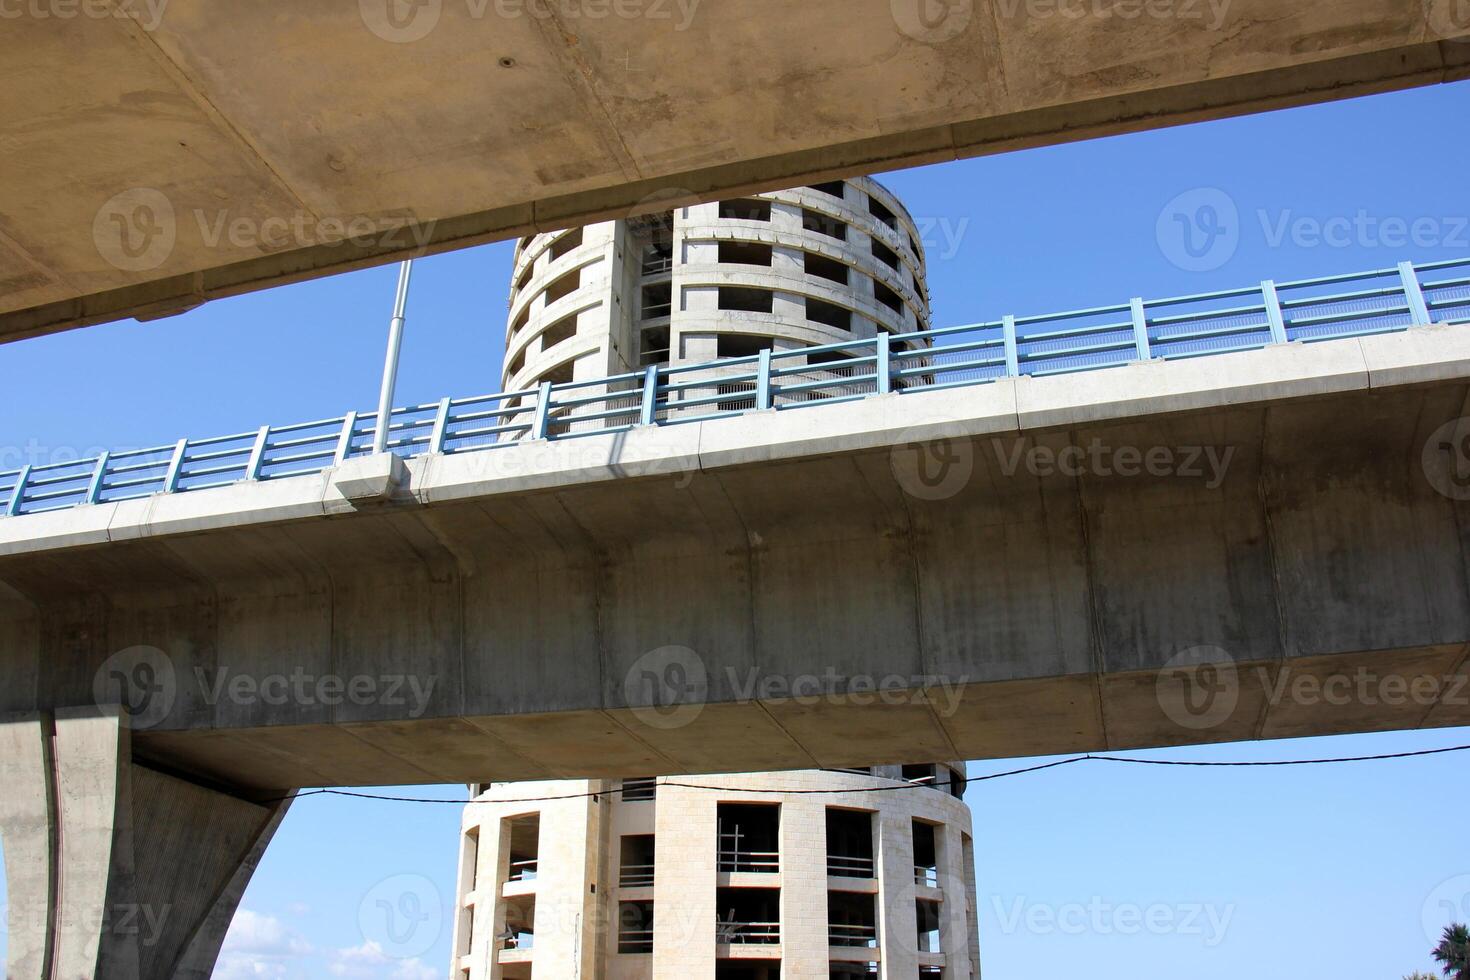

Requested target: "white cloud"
[
  {"left": 213, "top": 910, "right": 314, "bottom": 979},
  {"left": 328, "top": 940, "right": 437, "bottom": 980}
]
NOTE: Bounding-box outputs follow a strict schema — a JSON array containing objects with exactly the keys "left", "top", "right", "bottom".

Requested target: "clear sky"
[{"left": 2, "top": 79, "right": 1469, "bottom": 979}]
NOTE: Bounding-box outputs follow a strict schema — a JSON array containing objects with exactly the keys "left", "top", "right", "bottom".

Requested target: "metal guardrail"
[
  {"left": 829, "top": 923, "right": 879, "bottom": 948},
  {"left": 4, "top": 257, "right": 1468, "bottom": 519},
  {"left": 827, "top": 854, "right": 876, "bottom": 878}
]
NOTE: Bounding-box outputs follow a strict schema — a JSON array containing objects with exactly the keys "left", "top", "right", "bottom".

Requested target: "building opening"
[
  {"left": 718, "top": 803, "right": 781, "bottom": 873},
  {"left": 716, "top": 886, "right": 781, "bottom": 944},
  {"left": 825, "top": 808, "right": 875, "bottom": 878}
]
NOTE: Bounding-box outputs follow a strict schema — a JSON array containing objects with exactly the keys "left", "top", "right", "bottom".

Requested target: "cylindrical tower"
[
  {"left": 501, "top": 177, "right": 930, "bottom": 397},
  {"left": 449, "top": 764, "right": 979, "bottom": 980}
]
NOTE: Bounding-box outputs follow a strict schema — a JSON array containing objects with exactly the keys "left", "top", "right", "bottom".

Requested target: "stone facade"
[{"left": 449, "top": 765, "right": 980, "bottom": 980}]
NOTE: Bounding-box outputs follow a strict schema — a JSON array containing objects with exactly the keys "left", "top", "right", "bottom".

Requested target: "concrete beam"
[
  {"left": 1, "top": 1, "right": 1467, "bottom": 342},
  {"left": 2, "top": 329, "right": 1470, "bottom": 788}
]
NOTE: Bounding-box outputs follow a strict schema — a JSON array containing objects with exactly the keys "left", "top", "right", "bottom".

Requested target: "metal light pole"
[{"left": 372, "top": 260, "right": 414, "bottom": 454}]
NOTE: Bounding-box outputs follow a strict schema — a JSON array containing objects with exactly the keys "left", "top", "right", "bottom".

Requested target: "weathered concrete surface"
[
  {"left": 3, "top": 328, "right": 1470, "bottom": 790},
  {"left": 0, "top": 708, "right": 291, "bottom": 980},
  {"left": 2, "top": 0, "right": 1468, "bottom": 342}
]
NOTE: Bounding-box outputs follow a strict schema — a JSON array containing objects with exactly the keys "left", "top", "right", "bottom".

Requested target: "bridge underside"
[
  {"left": 1, "top": 0, "right": 1468, "bottom": 342},
  {"left": 2, "top": 328, "right": 1470, "bottom": 791}
]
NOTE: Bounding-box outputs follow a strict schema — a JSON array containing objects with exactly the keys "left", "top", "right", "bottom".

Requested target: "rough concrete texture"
[
  {"left": 0, "top": 708, "right": 291, "bottom": 980},
  {"left": 2, "top": 329, "right": 1470, "bottom": 790},
  {"left": 1, "top": 0, "right": 1467, "bottom": 342}
]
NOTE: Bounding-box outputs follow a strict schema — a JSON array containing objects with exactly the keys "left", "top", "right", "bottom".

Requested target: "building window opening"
[
  {"left": 501, "top": 893, "right": 536, "bottom": 950},
  {"left": 639, "top": 215, "right": 675, "bottom": 275},
  {"left": 827, "top": 891, "right": 878, "bottom": 948},
  {"left": 620, "top": 777, "right": 657, "bottom": 801},
  {"left": 506, "top": 814, "right": 540, "bottom": 882},
  {"left": 717, "top": 802, "right": 780, "bottom": 873},
  {"left": 825, "top": 808, "right": 875, "bottom": 878},
  {"left": 620, "top": 835, "right": 656, "bottom": 888},
  {"left": 804, "top": 251, "right": 848, "bottom": 286},
  {"left": 511, "top": 303, "right": 530, "bottom": 337},
  {"left": 716, "top": 887, "right": 781, "bottom": 944},
  {"left": 806, "top": 297, "right": 851, "bottom": 331},
  {"left": 717, "top": 963, "right": 782, "bottom": 980},
  {"left": 507, "top": 346, "right": 525, "bottom": 379},
  {"left": 539, "top": 314, "right": 577, "bottom": 351},
  {"left": 903, "top": 764, "right": 938, "bottom": 785},
  {"left": 719, "top": 286, "right": 773, "bottom": 314},
  {"left": 908, "top": 233, "right": 921, "bottom": 258},
  {"left": 514, "top": 262, "right": 533, "bottom": 295},
  {"left": 912, "top": 819, "right": 938, "bottom": 888},
  {"left": 916, "top": 898, "right": 943, "bottom": 953},
  {"left": 874, "top": 280, "right": 904, "bottom": 317},
  {"left": 919, "top": 968, "right": 944, "bottom": 978},
  {"left": 618, "top": 900, "right": 655, "bottom": 953},
  {"left": 803, "top": 208, "right": 847, "bottom": 241},
  {"left": 944, "top": 766, "right": 965, "bottom": 800},
  {"left": 870, "top": 238, "right": 899, "bottom": 272},
  {"left": 829, "top": 964, "right": 878, "bottom": 978},
  {"left": 537, "top": 358, "right": 575, "bottom": 388},
  {"left": 548, "top": 227, "right": 583, "bottom": 261},
  {"left": 719, "top": 240, "right": 774, "bottom": 267},
  {"left": 808, "top": 180, "right": 846, "bottom": 199},
  {"left": 867, "top": 194, "right": 898, "bottom": 231},
  {"left": 639, "top": 326, "right": 670, "bottom": 367},
  {"left": 719, "top": 199, "right": 772, "bottom": 221},
  {"left": 716, "top": 334, "right": 773, "bottom": 360},
  {"left": 542, "top": 267, "right": 580, "bottom": 305},
  {"left": 642, "top": 282, "right": 672, "bottom": 319}
]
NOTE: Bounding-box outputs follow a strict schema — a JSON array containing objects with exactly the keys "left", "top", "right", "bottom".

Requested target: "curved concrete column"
[{"left": 0, "top": 708, "right": 292, "bottom": 980}]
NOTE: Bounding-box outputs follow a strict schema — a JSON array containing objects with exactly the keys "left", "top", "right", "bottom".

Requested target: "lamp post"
[{"left": 372, "top": 260, "right": 414, "bottom": 454}]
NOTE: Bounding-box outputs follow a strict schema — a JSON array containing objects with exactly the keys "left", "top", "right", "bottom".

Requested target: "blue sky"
[{"left": 3, "top": 79, "right": 1470, "bottom": 978}]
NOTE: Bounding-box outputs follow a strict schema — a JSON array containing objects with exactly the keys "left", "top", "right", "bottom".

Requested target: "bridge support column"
[{"left": 0, "top": 708, "right": 292, "bottom": 980}]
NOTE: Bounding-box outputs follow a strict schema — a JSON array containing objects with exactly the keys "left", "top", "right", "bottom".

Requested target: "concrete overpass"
[
  {"left": 1, "top": 0, "right": 1468, "bottom": 343},
  {"left": 4, "top": 256, "right": 1470, "bottom": 977}
]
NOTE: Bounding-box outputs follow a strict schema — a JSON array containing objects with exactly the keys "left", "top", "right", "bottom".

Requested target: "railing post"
[
  {"left": 85, "top": 452, "right": 110, "bottom": 505},
  {"left": 334, "top": 411, "right": 358, "bottom": 464},
  {"left": 1002, "top": 315, "right": 1020, "bottom": 377},
  {"left": 162, "top": 438, "right": 188, "bottom": 493},
  {"left": 639, "top": 364, "right": 659, "bottom": 426},
  {"left": 1129, "top": 297, "right": 1152, "bottom": 361},
  {"left": 244, "top": 426, "right": 270, "bottom": 481},
  {"left": 6, "top": 464, "right": 31, "bottom": 516},
  {"left": 875, "top": 332, "right": 892, "bottom": 394},
  {"left": 532, "top": 381, "right": 554, "bottom": 440},
  {"left": 1400, "top": 260, "right": 1433, "bottom": 325},
  {"left": 755, "top": 349, "right": 772, "bottom": 410},
  {"left": 1261, "top": 280, "right": 1288, "bottom": 345},
  {"left": 429, "top": 397, "right": 452, "bottom": 454}
]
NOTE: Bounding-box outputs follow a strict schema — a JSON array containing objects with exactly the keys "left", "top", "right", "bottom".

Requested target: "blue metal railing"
[{"left": 3, "top": 256, "right": 1469, "bottom": 519}]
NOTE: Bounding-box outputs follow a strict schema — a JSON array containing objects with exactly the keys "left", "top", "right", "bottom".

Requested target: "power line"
[{"left": 262, "top": 741, "right": 1470, "bottom": 807}]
